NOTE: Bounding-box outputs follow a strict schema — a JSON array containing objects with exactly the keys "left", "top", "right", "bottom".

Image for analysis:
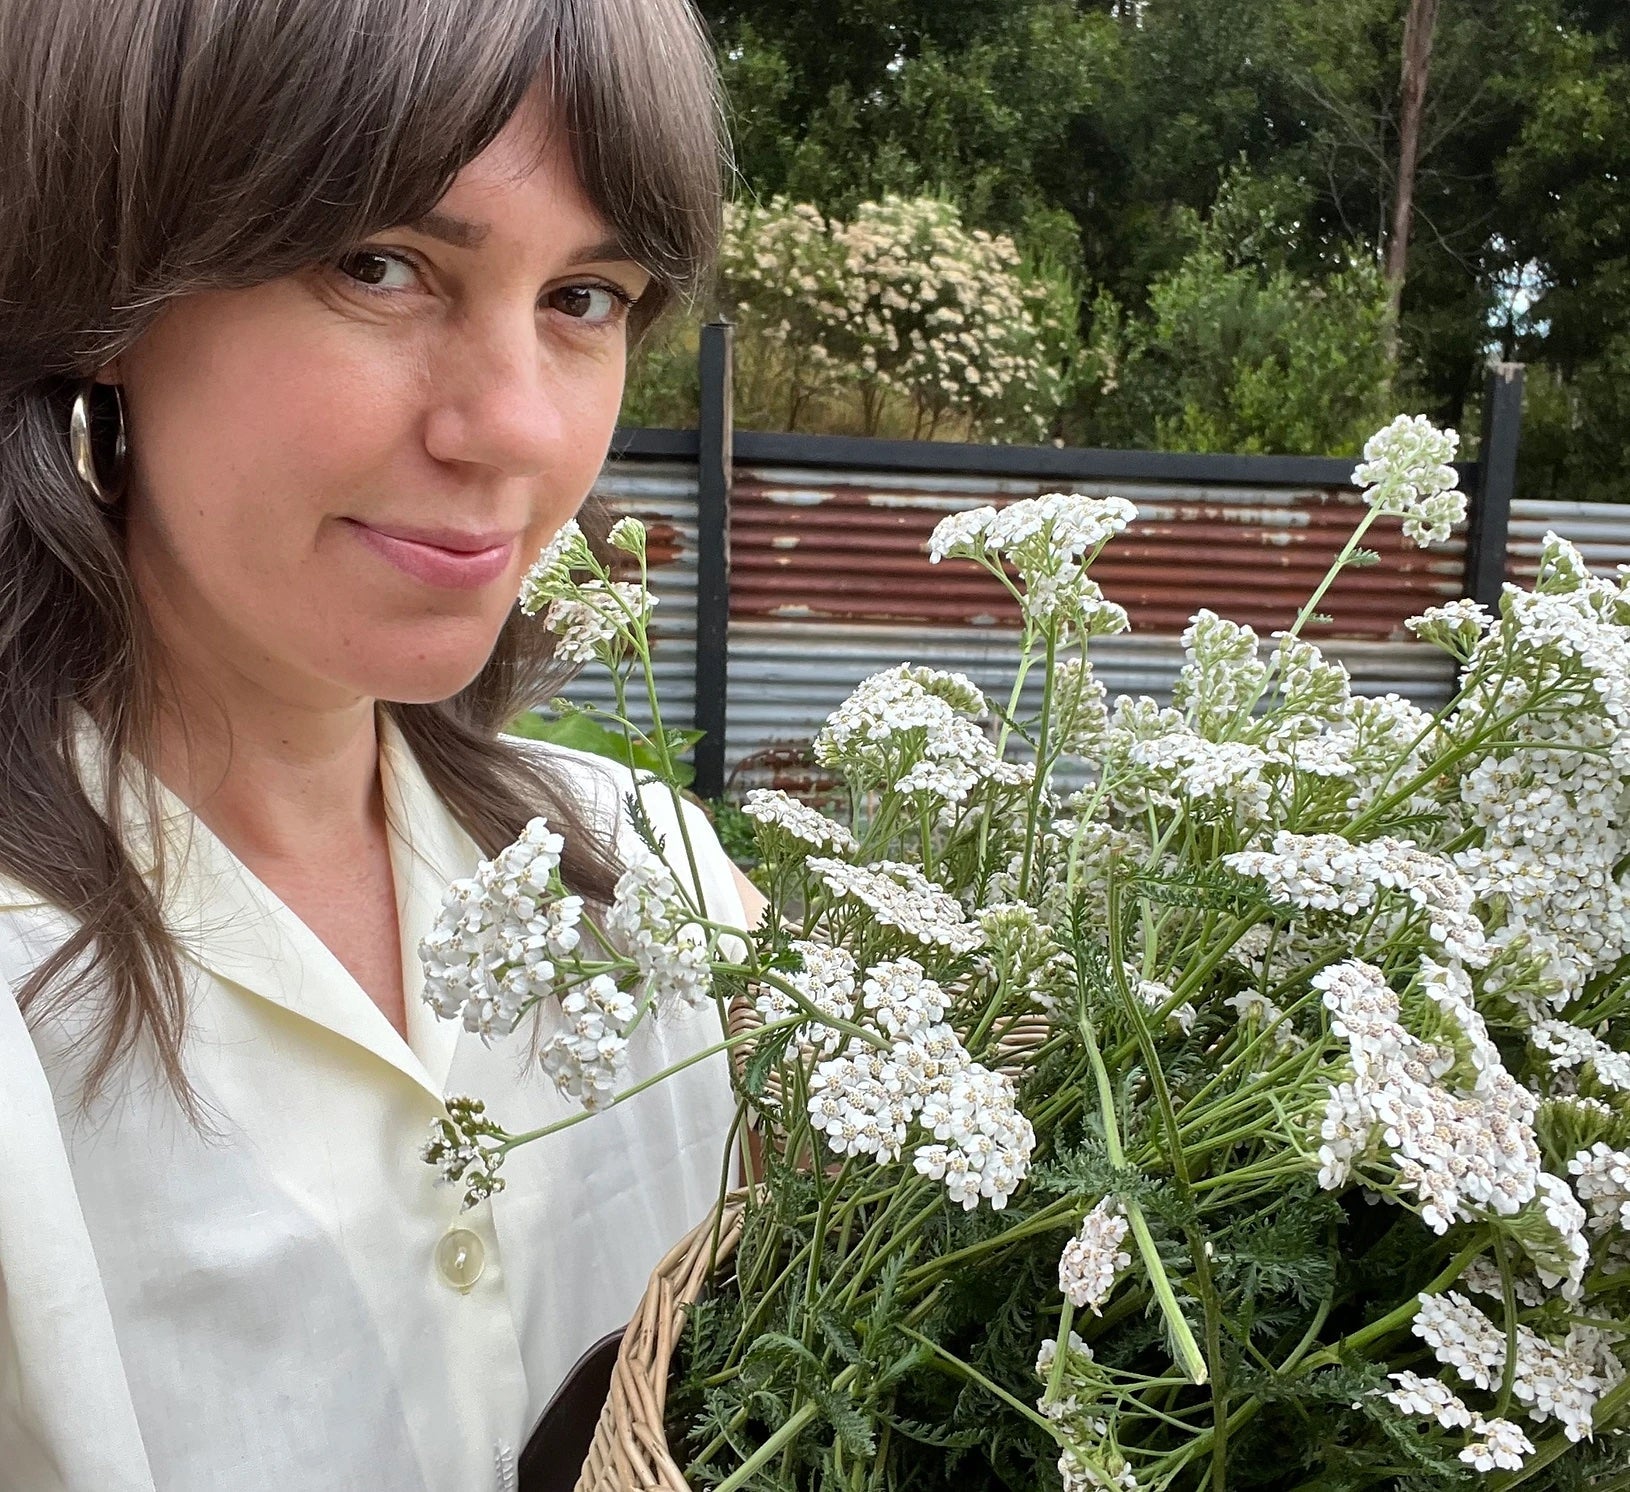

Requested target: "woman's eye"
[
  {"left": 549, "top": 283, "right": 634, "bottom": 327},
  {"left": 334, "top": 249, "right": 421, "bottom": 295}
]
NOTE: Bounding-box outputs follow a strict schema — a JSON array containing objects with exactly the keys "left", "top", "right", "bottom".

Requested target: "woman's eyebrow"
[
  {"left": 405, "top": 210, "right": 638, "bottom": 265},
  {"left": 408, "top": 210, "right": 489, "bottom": 249}
]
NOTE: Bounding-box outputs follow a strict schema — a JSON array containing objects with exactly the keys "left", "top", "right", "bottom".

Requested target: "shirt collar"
[{"left": 64, "top": 703, "right": 477, "bottom": 1101}]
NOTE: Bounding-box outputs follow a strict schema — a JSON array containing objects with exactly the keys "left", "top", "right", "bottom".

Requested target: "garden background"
[{"left": 622, "top": 0, "right": 1627, "bottom": 503}]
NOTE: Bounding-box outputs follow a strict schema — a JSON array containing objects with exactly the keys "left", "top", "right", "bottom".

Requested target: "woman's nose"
[{"left": 421, "top": 313, "right": 570, "bottom": 477}]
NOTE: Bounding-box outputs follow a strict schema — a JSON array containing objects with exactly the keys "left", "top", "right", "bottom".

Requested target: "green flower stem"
[
  {"left": 1170, "top": 1077, "right": 1326, "bottom": 1154},
  {"left": 798, "top": 1156, "right": 854, "bottom": 1345},
  {"left": 1019, "top": 626, "right": 1060, "bottom": 899},
  {"left": 1104, "top": 873, "right": 1230, "bottom": 1467},
  {"left": 1186, "top": 1158, "right": 1317, "bottom": 1196},
  {"left": 1342, "top": 644, "right": 1513, "bottom": 821},
  {"left": 709, "top": 1377, "right": 847, "bottom": 1492},
  {"left": 917, "top": 801, "right": 937, "bottom": 877},
  {"left": 897, "top": 1326, "right": 1064, "bottom": 1439},
  {"left": 963, "top": 972, "right": 1012, "bottom": 1057},
  {"left": 682, "top": 1404, "right": 754, "bottom": 1479},
  {"left": 1291, "top": 1230, "right": 1489, "bottom": 1373},
  {"left": 717, "top": 1239, "right": 822, "bottom": 1378},
  {"left": 493, "top": 1014, "right": 803, "bottom": 1155},
  {"left": 1215, "top": 504, "right": 1386, "bottom": 739},
  {"left": 1273, "top": 1274, "right": 1334, "bottom": 1377},
  {"left": 1173, "top": 992, "right": 1335, "bottom": 1119},
  {"left": 974, "top": 608, "right": 1041, "bottom": 879},
  {"left": 599, "top": 551, "right": 709, "bottom": 919},
  {"left": 1342, "top": 677, "right": 1572, "bottom": 839},
  {"left": 1496, "top": 1233, "right": 1520, "bottom": 1420},
  {"left": 834, "top": 1181, "right": 941, "bottom": 1311},
  {"left": 892, "top": 1196, "right": 1078, "bottom": 1295},
  {"left": 1560, "top": 1311, "right": 1630, "bottom": 1333},
  {"left": 1166, "top": 1231, "right": 1491, "bottom": 1477},
  {"left": 1042, "top": 1298, "right": 1076, "bottom": 1405},
  {"left": 1288, "top": 507, "right": 1382, "bottom": 638},
  {"left": 1171, "top": 1057, "right": 1326, "bottom": 1143},
  {"left": 1079, "top": 1008, "right": 1210, "bottom": 1386}
]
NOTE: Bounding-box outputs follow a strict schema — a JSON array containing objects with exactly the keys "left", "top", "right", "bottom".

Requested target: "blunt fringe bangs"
[{"left": 0, "top": 0, "right": 730, "bottom": 1114}]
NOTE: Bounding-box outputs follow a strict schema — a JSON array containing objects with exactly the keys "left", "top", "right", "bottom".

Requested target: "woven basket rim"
[{"left": 573, "top": 1190, "right": 750, "bottom": 1492}]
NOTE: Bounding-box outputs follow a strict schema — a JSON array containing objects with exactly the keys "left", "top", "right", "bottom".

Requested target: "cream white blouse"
[{"left": 0, "top": 710, "right": 742, "bottom": 1492}]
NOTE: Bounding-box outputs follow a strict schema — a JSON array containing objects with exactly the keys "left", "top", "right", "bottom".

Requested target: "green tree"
[
  {"left": 1069, "top": 172, "right": 1394, "bottom": 454},
  {"left": 654, "top": 0, "right": 1630, "bottom": 492}
]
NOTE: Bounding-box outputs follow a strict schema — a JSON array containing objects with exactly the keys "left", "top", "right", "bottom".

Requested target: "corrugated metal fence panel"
[
  {"left": 1508, "top": 499, "right": 1630, "bottom": 586},
  {"left": 732, "top": 464, "right": 1467, "bottom": 641},
  {"left": 552, "top": 460, "right": 700, "bottom": 733},
  {"left": 558, "top": 452, "right": 1480, "bottom": 780},
  {"left": 724, "top": 622, "right": 1460, "bottom": 777}
]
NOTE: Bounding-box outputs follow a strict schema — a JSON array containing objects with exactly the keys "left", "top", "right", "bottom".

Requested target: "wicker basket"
[
  {"left": 571, "top": 1003, "right": 1050, "bottom": 1489},
  {"left": 573, "top": 1195, "right": 745, "bottom": 1491}
]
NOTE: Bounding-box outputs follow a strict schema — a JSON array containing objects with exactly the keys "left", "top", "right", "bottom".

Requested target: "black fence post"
[
  {"left": 1463, "top": 362, "right": 1524, "bottom": 609},
  {"left": 692, "top": 321, "right": 734, "bottom": 800}
]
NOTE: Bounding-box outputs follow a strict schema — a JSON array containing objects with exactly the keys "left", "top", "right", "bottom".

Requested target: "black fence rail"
[{"left": 601, "top": 323, "right": 1524, "bottom": 798}]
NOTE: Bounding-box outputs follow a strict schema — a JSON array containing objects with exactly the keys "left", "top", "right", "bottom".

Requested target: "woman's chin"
[{"left": 362, "top": 647, "right": 499, "bottom": 707}]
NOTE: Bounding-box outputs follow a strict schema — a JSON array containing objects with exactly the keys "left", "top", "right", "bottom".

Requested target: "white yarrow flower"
[
  {"left": 742, "top": 788, "right": 858, "bottom": 855},
  {"left": 1350, "top": 414, "right": 1464, "bottom": 547},
  {"left": 1058, "top": 1199, "right": 1132, "bottom": 1313},
  {"left": 1460, "top": 1417, "right": 1533, "bottom": 1472},
  {"left": 808, "top": 856, "right": 984, "bottom": 955},
  {"left": 1383, "top": 1371, "right": 1474, "bottom": 1429}
]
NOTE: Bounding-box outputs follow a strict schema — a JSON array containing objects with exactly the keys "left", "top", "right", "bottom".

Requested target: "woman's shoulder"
[
  {"left": 498, "top": 734, "right": 743, "bottom": 917},
  {"left": 498, "top": 733, "right": 678, "bottom": 832}
]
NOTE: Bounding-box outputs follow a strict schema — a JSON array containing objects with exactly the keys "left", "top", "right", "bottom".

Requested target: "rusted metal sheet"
[
  {"left": 732, "top": 465, "right": 1467, "bottom": 642},
  {"left": 554, "top": 460, "right": 700, "bottom": 734},
  {"left": 1507, "top": 498, "right": 1630, "bottom": 589},
  {"left": 563, "top": 451, "right": 1500, "bottom": 781},
  {"left": 723, "top": 621, "right": 1459, "bottom": 775}
]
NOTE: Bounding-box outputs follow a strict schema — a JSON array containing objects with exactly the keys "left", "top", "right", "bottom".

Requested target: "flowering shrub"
[
  {"left": 1068, "top": 176, "right": 1395, "bottom": 459},
  {"left": 718, "top": 193, "right": 1079, "bottom": 441},
  {"left": 421, "top": 413, "right": 1630, "bottom": 1488}
]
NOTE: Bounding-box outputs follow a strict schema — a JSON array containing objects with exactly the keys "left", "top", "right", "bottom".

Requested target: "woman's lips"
[{"left": 343, "top": 518, "right": 517, "bottom": 591}]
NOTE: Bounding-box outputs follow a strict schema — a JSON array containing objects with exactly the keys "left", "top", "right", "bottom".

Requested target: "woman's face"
[{"left": 108, "top": 90, "right": 652, "bottom": 711}]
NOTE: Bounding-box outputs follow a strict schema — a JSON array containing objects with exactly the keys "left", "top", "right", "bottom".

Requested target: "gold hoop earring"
[{"left": 69, "top": 379, "right": 127, "bottom": 506}]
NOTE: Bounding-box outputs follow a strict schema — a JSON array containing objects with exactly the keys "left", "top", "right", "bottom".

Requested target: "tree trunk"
[{"left": 1384, "top": 0, "right": 1440, "bottom": 366}]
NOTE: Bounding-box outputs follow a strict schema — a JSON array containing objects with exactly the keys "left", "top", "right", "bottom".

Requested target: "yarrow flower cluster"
[
  {"left": 605, "top": 839, "right": 713, "bottom": 1015},
  {"left": 812, "top": 663, "right": 1009, "bottom": 806},
  {"left": 417, "top": 810, "right": 717, "bottom": 1136},
  {"left": 801, "top": 956, "right": 1036, "bottom": 1209},
  {"left": 1351, "top": 413, "right": 1464, "bottom": 546},
  {"left": 1310, "top": 958, "right": 1554, "bottom": 1243},
  {"left": 928, "top": 494, "right": 1136, "bottom": 635},
  {"left": 1571, "top": 1143, "right": 1630, "bottom": 1236},
  {"left": 806, "top": 856, "right": 984, "bottom": 955},
  {"left": 1444, "top": 535, "right": 1630, "bottom": 1013},
  {"left": 741, "top": 787, "right": 858, "bottom": 856},
  {"left": 1058, "top": 1199, "right": 1132, "bottom": 1313},
  {"left": 1225, "top": 831, "right": 1487, "bottom": 965},
  {"left": 419, "top": 817, "right": 581, "bottom": 1039},
  {"left": 1411, "top": 1289, "right": 1620, "bottom": 1447},
  {"left": 421, "top": 1095, "right": 508, "bottom": 1209},
  {"left": 417, "top": 414, "right": 1630, "bottom": 1487},
  {"left": 1531, "top": 1020, "right": 1630, "bottom": 1092},
  {"left": 517, "top": 516, "right": 657, "bottom": 664}
]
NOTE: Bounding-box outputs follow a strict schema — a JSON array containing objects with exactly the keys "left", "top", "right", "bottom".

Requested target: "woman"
[{"left": 0, "top": 2, "right": 761, "bottom": 1488}]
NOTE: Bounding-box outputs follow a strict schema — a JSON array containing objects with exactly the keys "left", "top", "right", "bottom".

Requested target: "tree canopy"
[{"left": 630, "top": 0, "right": 1628, "bottom": 499}]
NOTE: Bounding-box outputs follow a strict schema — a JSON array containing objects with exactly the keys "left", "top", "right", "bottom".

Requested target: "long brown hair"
[{"left": 0, "top": 0, "right": 728, "bottom": 1113}]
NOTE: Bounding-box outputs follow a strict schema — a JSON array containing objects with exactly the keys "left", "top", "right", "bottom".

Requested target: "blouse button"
[{"left": 435, "top": 1227, "right": 486, "bottom": 1292}]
